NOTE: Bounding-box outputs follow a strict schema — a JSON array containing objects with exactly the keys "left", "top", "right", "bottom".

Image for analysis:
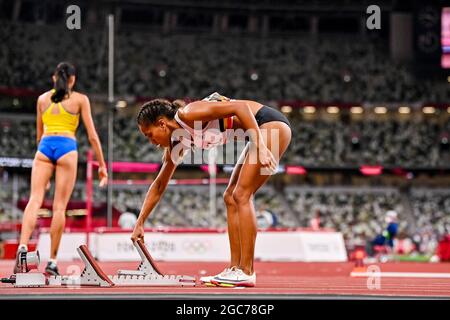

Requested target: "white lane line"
[{"left": 351, "top": 272, "right": 450, "bottom": 279}]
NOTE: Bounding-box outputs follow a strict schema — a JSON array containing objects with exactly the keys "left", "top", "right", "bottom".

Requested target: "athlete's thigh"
[
  {"left": 226, "top": 142, "right": 250, "bottom": 191},
  {"left": 235, "top": 122, "right": 291, "bottom": 194},
  {"left": 30, "top": 151, "right": 55, "bottom": 200},
  {"left": 53, "top": 151, "right": 78, "bottom": 208}
]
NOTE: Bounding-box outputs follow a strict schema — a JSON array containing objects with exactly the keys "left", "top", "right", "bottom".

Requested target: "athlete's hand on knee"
[
  {"left": 258, "top": 144, "right": 277, "bottom": 173},
  {"left": 131, "top": 223, "right": 145, "bottom": 242},
  {"left": 98, "top": 166, "right": 108, "bottom": 187}
]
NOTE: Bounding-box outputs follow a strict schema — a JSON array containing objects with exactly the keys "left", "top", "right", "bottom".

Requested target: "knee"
[
  {"left": 27, "top": 195, "right": 44, "bottom": 209},
  {"left": 52, "top": 208, "right": 66, "bottom": 218},
  {"left": 223, "top": 188, "right": 236, "bottom": 207},
  {"left": 232, "top": 187, "right": 253, "bottom": 206}
]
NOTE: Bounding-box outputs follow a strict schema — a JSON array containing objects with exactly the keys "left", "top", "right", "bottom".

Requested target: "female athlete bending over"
[
  {"left": 14, "top": 62, "right": 108, "bottom": 276},
  {"left": 131, "top": 94, "right": 291, "bottom": 287}
]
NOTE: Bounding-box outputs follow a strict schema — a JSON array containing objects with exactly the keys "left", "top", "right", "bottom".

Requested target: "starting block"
[
  {"left": 117, "top": 239, "right": 164, "bottom": 276},
  {"left": 49, "top": 239, "right": 196, "bottom": 287},
  {"left": 49, "top": 245, "right": 114, "bottom": 287},
  {"left": 1, "top": 273, "right": 47, "bottom": 288},
  {"left": 0, "top": 250, "right": 47, "bottom": 288},
  {"left": 111, "top": 239, "right": 196, "bottom": 286}
]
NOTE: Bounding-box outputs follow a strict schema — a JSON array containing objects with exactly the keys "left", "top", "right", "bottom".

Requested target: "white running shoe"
[
  {"left": 211, "top": 268, "right": 256, "bottom": 287},
  {"left": 200, "top": 267, "right": 235, "bottom": 284}
]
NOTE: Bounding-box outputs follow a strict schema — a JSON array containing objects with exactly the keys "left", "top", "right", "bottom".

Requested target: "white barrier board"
[
  {"left": 36, "top": 233, "right": 87, "bottom": 261},
  {"left": 92, "top": 232, "right": 230, "bottom": 262},
  {"left": 37, "top": 230, "right": 347, "bottom": 262}
]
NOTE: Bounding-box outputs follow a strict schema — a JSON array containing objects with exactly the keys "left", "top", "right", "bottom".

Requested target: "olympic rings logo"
[{"left": 182, "top": 240, "right": 211, "bottom": 255}]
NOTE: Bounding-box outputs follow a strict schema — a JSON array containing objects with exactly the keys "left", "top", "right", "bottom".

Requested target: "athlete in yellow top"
[{"left": 14, "top": 62, "right": 108, "bottom": 276}]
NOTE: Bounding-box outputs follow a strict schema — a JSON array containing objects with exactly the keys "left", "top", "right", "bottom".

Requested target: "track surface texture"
[{"left": 1, "top": 260, "right": 450, "bottom": 299}]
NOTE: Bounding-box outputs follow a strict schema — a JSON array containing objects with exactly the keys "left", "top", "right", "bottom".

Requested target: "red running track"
[{"left": 1, "top": 260, "right": 450, "bottom": 299}]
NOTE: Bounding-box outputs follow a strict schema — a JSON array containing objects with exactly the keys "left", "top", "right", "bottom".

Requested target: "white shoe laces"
[
  {"left": 217, "top": 266, "right": 237, "bottom": 277},
  {"left": 220, "top": 266, "right": 237, "bottom": 276},
  {"left": 234, "top": 268, "right": 246, "bottom": 278}
]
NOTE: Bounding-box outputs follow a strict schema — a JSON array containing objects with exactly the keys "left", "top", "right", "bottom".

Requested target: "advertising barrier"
[{"left": 37, "top": 229, "right": 347, "bottom": 262}]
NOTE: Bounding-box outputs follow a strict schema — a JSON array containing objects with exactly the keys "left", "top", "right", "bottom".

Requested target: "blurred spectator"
[
  {"left": 366, "top": 210, "right": 399, "bottom": 257},
  {"left": 118, "top": 208, "right": 138, "bottom": 229},
  {"left": 256, "top": 205, "right": 279, "bottom": 229},
  {"left": 310, "top": 209, "right": 321, "bottom": 230},
  {"left": 394, "top": 231, "right": 415, "bottom": 255}
]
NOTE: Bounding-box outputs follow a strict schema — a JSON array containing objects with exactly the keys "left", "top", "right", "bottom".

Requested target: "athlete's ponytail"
[{"left": 51, "top": 62, "right": 76, "bottom": 103}]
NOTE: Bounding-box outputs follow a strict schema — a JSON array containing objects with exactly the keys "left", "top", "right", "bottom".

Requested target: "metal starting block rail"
[{"left": 48, "top": 239, "right": 196, "bottom": 287}]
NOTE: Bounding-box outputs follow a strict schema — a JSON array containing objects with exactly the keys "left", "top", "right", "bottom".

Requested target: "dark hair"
[
  {"left": 136, "top": 98, "right": 185, "bottom": 127},
  {"left": 51, "top": 62, "right": 76, "bottom": 103}
]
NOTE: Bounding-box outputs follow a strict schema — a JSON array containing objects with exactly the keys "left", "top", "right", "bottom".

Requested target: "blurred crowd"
[
  {"left": 1, "top": 22, "right": 449, "bottom": 103},
  {"left": 1, "top": 177, "right": 449, "bottom": 256},
  {"left": 285, "top": 187, "right": 407, "bottom": 242},
  {"left": 2, "top": 22, "right": 450, "bottom": 167},
  {"left": 410, "top": 189, "right": 450, "bottom": 255},
  {"left": 285, "top": 116, "right": 450, "bottom": 167},
  {"left": 1, "top": 21, "right": 449, "bottom": 258},
  {"left": 2, "top": 115, "right": 450, "bottom": 168},
  {"left": 81, "top": 185, "right": 296, "bottom": 229}
]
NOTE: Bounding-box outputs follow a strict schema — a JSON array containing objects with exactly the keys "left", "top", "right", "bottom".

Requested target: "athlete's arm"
[
  {"left": 179, "top": 100, "right": 277, "bottom": 170},
  {"left": 36, "top": 97, "right": 44, "bottom": 144},
  {"left": 180, "top": 100, "right": 256, "bottom": 130},
  {"left": 131, "top": 148, "right": 177, "bottom": 241},
  {"left": 80, "top": 94, "right": 108, "bottom": 186}
]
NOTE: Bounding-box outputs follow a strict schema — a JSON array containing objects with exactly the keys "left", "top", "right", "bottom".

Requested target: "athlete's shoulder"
[
  {"left": 38, "top": 90, "right": 53, "bottom": 101},
  {"left": 176, "top": 105, "right": 188, "bottom": 120},
  {"left": 36, "top": 91, "right": 52, "bottom": 110},
  {"left": 72, "top": 91, "right": 88, "bottom": 100},
  {"left": 71, "top": 91, "right": 90, "bottom": 106},
  {"left": 179, "top": 100, "right": 210, "bottom": 119}
]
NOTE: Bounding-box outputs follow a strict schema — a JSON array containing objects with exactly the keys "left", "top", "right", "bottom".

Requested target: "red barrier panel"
[
  {"left": 1, "top": 240, "right": 37, "bottom": 259},
  {"left": 437, "top": 235, "right": 450, "bottom": 262}
]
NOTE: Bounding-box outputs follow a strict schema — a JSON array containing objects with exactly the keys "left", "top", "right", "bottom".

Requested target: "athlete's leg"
[
  {"left": 50, "top": 151, "right": 78, "bottom": 259},
  {"left": 19, "top": 152, "right": 55, "bottom": 246},
  {"left": 233, "top": 122, "right": 291, "bottom": 275},
  {"left": 223, "top": 143, "right": 249, "bottom": 267}
]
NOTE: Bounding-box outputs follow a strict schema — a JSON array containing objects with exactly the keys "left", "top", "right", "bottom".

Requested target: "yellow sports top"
[{"left": 42, "top": 96, "right": 80, "bottom": 134}]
